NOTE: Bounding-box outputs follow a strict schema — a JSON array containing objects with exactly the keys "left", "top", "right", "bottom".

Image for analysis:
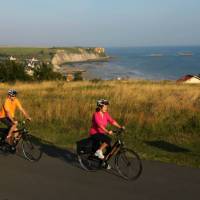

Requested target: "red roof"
[
  {"left": 177, "top": 74, "right": 200, "bottom": 83},
  {"left": 177, "top": 75, "right": 193, "bottom": 82}
]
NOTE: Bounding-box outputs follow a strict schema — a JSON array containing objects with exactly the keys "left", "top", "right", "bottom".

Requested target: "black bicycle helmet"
[
  {"left": 8, "top": 89, "right": 17, "bottom": 97},
  {"left": 97, "top": 99, "right": 109, "bottom": 107}
]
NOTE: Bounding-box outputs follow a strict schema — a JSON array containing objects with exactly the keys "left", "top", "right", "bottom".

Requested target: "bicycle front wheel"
[
  {"left": 21, "top": 136, "right": 42, "bottom": 161},
  {"left": 115, "top": 148, "right": 142, "bottom": 180}
]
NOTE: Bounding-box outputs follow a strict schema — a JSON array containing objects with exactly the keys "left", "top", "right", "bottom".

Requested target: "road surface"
[{"left": 0, "top": 144, "right": 199, "bottom": 200}]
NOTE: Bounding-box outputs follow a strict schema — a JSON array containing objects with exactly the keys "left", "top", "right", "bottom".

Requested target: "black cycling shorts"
[
  {"left": 90, "top": 133, "right": 111, "bottom": 147},
  {"left": 0, "top": 117, "right": 14, "bottom": 129}
]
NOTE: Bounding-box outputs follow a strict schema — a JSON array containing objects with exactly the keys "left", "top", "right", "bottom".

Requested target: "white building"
[
  {"left": 177, "top": 75, "right": 200, "bottom": 84},
  {"left": 9, "top": 56, "right": 16, "bottom": 61}
]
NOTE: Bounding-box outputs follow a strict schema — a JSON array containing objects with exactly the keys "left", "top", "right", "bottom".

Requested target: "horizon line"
[{"left": 0, "top": 44, "right": 200, "bottom": 48}]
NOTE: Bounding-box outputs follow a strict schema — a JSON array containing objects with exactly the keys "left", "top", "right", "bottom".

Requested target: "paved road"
[{"left": 0, "top": 144, "right": 199, "bottom": 200}]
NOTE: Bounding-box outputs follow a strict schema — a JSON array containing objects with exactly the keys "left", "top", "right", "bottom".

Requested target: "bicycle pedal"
[
  {"left": 1, "top": 145, "right": 9, "bottom": 152},
  {"left": 9, "top": 146, "right": 16, "bottom": 153}
]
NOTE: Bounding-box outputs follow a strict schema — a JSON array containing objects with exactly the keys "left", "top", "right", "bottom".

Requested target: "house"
[
  {"left": 9, "top": 56, "right": 17, "bottom": 61},
  {"left": 25, "top": 68, "right": 34, "bottom": 76},
  {"left": 94, "top": 48, "right": 105, "bottom": 54},
  {"left": 31, "top": 57, "right": 38, "bottom": 62},
  {"left": 65, "top": 73, "right": 74, "bottom": 82},
  {"left": 26, "top": 57, "right": 39, "bottom": 68},
  {"left": 62, "top": 69, "right": 86, "bottom": 82},
  {"left": 177, "top": 74, "right": 200, "bottom": 84}
]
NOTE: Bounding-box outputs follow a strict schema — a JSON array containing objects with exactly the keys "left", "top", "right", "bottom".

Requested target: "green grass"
[{"left": 0, "top": 47, "right": 55, "bottom": 62}]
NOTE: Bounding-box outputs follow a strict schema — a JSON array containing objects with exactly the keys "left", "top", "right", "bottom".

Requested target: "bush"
[
  {"left": 0, "top": 61, "right": 63, "bottom": 82},
  {"left": 33, "top": 63, "right": 63, "bottom": 81},
  {"left": 0, "top": 61, "right": 30, "bottom": 82},
  {"left": 74, "top": 72, "right": 83, "bottom": 81}
]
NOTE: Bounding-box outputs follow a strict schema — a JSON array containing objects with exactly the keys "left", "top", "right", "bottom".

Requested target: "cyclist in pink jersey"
[{"left": 89, "top": 99, "right": 124, "bottom": 159}]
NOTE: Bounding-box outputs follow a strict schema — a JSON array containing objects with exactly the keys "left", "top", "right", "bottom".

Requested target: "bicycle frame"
[
  {"left": 12, "top": 129, "right": 25, "bottom": 145},
  {"left": 104, "top": 130, "right": 124, "bottom": 162},
  {"left": 1, "top": 121, "right": 29, "bottom": 148}
]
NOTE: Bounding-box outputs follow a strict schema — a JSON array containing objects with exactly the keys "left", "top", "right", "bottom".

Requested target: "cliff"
[{"left": 51, "top": 47, "right": 108, "bottom": 70}]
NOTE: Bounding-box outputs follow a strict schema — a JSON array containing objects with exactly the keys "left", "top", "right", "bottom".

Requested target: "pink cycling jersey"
[{"left": 89, "top": 111, "right": 116, "bottom": 135}]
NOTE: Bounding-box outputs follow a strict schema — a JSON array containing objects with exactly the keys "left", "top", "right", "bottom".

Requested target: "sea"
[{"left": 74, "top": 46, "right": 200, "bottom": 80}]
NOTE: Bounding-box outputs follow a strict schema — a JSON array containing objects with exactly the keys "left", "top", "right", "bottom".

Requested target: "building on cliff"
[
  {"left": 61, "top": 68, "right": 86, "bottom": 81},
  {"left": 177, "top": 74, "right": 200, "bottom": 84},
  {"left": 94, "top": 48, "right": 105, "bottom": 54},
  {"left": 9, "top": 56, "right": 17, "bottom": 61}
]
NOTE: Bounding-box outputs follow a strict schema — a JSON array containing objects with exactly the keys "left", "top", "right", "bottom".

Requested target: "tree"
[
  {"left": 74, "top": 72, "right": 83, "bottom": 81},
  {"left": 33, "top": 63, "right": 62, "bottom": 81},
  {"left": 0, "top": 61, "right": 30, "bottom": 82}
]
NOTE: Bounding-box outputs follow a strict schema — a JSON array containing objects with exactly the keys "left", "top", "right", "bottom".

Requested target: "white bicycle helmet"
[
  {"left": 8, "top": 89, "right": 17, "bottom": 97},
  {"left": 97, "top": 99, "right": 109, "bottom": 107}
]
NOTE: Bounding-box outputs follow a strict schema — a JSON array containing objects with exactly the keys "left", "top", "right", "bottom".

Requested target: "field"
[{"left": 0, "top": 80, "right": 200, "bottom": 167}]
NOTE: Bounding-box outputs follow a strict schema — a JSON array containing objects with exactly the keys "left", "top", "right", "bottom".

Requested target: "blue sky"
[{"left": 0, "top": 0, "right": 200, "bottom": 47}]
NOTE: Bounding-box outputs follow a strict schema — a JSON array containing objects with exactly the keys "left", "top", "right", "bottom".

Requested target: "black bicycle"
[
  {"left": 77, "top": 128, "right": 142, "bottom": 180},
  {"left": 0, "top": 121, "right": 42, "bottom": 161}
]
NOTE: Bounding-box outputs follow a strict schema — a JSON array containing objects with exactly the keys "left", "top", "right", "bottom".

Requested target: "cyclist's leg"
[
  {"left": 90, "top": 134, "right": 101, "bottom": 152},
  {"left": 91, "top": 134, "right": 111, "bottom": 149},
  {"left": 92, "top": 134, "right": 111, "bottom": 159},
  {"left": 3, "top": 118, "right": 17, "bottom": 145},
  {"left": 98, "top": 134, "right": 111, "bottom": 151},
  {"left": 0, "top": 118, "right": 10, "bottom": 140}
]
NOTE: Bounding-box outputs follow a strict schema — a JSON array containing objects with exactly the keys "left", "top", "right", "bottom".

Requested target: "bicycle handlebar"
[
  {"left": 18, "top": 119, "right": 31, "bottom": 128},
  {"left": 113, "top": 127, "right": 125, "bottom": 135}
]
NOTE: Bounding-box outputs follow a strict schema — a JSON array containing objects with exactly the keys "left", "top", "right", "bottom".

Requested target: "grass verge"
[{"left": 0, "top": 80, "right": 199, "bottom": 168}]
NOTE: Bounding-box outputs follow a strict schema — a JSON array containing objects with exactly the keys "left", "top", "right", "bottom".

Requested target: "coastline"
[
  {"left": 60, "top": 56, "right": 110, "bottom": 66},
  {"left": 58, "top": 56, "right": 111, "bottom": 80}
]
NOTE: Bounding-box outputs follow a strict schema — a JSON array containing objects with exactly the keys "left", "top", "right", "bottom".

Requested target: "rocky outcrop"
[{"left": 51, "top": 48, "right": 108, "bottom": 70}]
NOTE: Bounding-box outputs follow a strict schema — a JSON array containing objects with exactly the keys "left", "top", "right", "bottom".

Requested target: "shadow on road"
[
  {"left": 144, "top": 140, "right": 191, "bottom": 153},
  {"left": 30, "top": 136, "right": 80, "bottom": 166},
  {"left": 29, "top": 136, "right": 128, "bottom": 180},
  {"left": 1, "top": 135, "right": 135, "bottom": 180}
]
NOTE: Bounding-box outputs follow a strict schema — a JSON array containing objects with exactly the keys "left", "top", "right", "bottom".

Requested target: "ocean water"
[{"left": 75, "top": 46, "right": 200, "bottom": 80}]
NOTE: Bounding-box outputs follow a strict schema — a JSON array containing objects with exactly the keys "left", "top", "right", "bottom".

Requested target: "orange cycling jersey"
[{"left": 0, "top": 97, "right": 22, "bottom": 118}]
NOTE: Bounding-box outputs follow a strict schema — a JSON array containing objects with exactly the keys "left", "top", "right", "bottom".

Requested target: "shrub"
[
  {"left": 0, "top": 61, "right": 30, "bottom": 82},
  {"left": 74, "top": 72, "right": 83, "bottom": 81},
  {"left": 33, "top": 63, "right": 63, "bottom": 81}
]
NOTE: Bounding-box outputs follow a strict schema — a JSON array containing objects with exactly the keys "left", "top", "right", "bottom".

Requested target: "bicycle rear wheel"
[
  {"left": 78, "top": 153, "right": 102, "bottom": 171},
  {"left": 115, "top": 148, "right": 142, "bottom": 180},
  {"left": 21, "top": 135, "right": 42, "bottom": 161}
]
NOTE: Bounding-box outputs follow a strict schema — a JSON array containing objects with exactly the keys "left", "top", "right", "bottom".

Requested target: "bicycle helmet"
[
  {"left": 97, "top": 99, "right": 109, "bottom": 107},
  {"left": 8, "top": 89, "right": 17, "bottom": 97}
]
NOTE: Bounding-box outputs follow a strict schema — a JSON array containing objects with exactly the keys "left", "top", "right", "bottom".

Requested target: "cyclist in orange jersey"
[{"left": 0, "top": 89, "right": 31, "bottom": 145}]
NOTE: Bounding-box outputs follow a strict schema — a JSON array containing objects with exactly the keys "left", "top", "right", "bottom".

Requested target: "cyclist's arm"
[
  {"left": 99, "top": 125, "right": 110, "bottom": 134},
  {"left": 107, "top": 113, "right": 122, "bottom": 129},
  {"left": 17, "top": 100, "right": 31, "bottom": 120},
  {"left": 112, "top": 121, "right": 123, "bottom": 129},
  {"left": 19, "top": 107, "right": 31, "bottom": 120}
]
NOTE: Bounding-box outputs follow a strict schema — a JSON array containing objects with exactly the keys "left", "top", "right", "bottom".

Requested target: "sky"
[{"left": 0, "top": 0, "right": 200, "bottom": 47}]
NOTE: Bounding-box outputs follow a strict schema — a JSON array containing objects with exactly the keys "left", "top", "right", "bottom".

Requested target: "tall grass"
[{"left": 0, "top": 80, "right": 200, "bottom": 167}]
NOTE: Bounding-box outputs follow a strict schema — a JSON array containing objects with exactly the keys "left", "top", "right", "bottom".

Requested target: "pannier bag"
[{"left": 76, "top": 137, "right": 93, "bottom": 154}]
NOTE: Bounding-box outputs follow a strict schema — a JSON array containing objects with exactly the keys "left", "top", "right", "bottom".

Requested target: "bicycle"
[
  {"left": 0, "top": 120, "right": 42, "bottom": 161},
  {"left": 77, "top": 128, "right": 142, "bottom": 180}
]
